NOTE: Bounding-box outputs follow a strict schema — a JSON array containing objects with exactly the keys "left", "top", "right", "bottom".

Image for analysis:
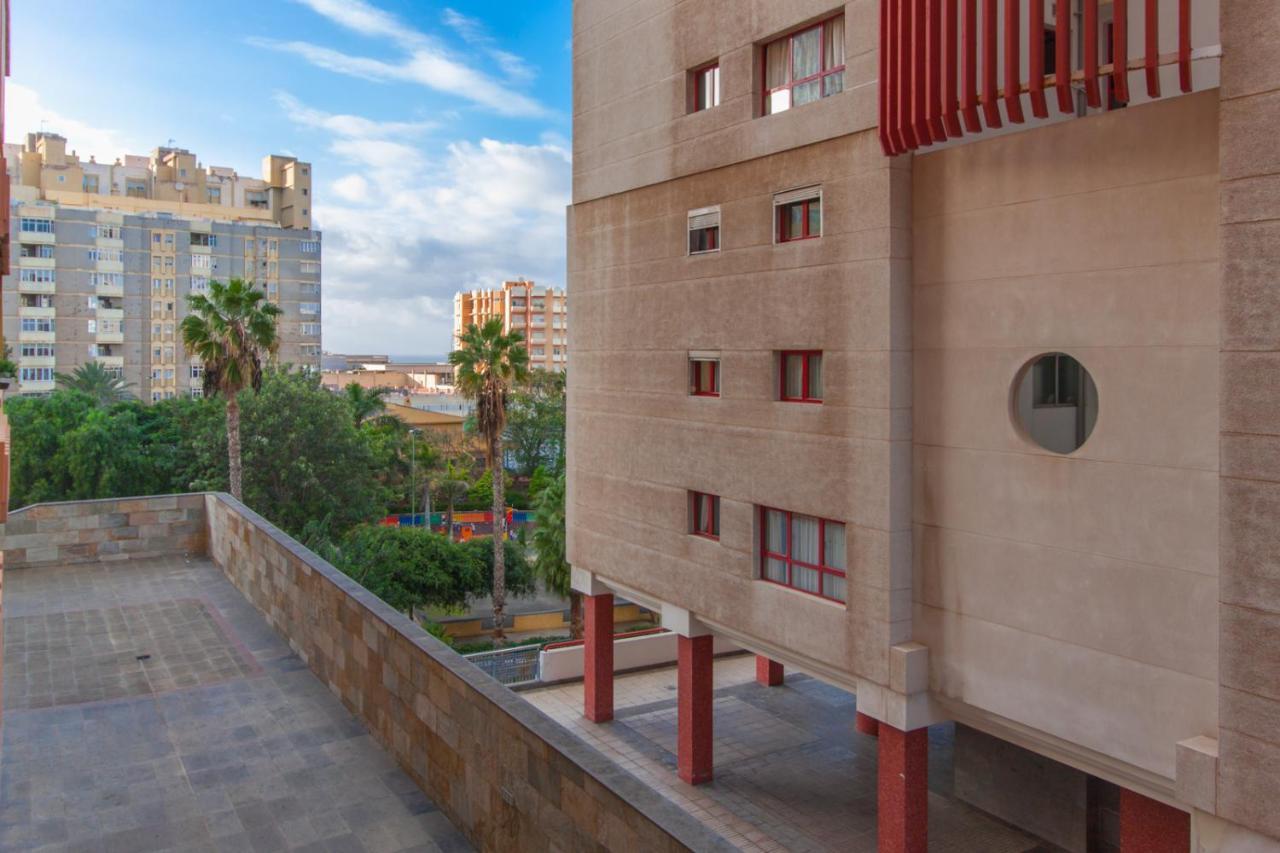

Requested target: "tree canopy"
[{"left": 55, "top": 362, "right": 136, "bottom": 405}]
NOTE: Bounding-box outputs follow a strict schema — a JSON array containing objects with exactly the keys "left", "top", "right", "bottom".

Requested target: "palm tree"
[
  {"left": 180, "top": 278, "right": 281, "bottom": 501},
  {"left": 449, "top": 317, "right": 530, "bottom": 640},
  {"left": 532, "top": 472, "right": 579, "bottom": 638},
  {"left": 436, "top": 457, "right": 471, "bottom": 537},
  {"left": 56, "top": 361, "right": 135, "bottom": 405},
  {"left": 344, "top": 383, "right": 388, "bottom": 425}
]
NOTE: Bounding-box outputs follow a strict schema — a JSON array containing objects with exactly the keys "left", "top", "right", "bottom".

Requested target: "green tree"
[
  {"left": 7, "top": 391, "right": 99, "bottom": 505},
  {"left": 180, "top": 277, "right": 281, "bottom": 501},
  {"left": 0, "top": 344, "right": 18, "bottom": 378},
  {"left": 57, "top": 407, "right": 165, "bottom": 499},
  {"left": 55, "top": 361, "right": 136, "bottom": 405},
  {"left": 338, "top": 525, "right": 485, "bottom": 617},
  {"left": 504, "top": 369, "right": 566, "bottom": 477},
  {"left": 344, "top": 383, "right": 389, "bottom": 425},
  {"left": 532, "top": 472, "right": 579, "bottom": 638},
  {"left": 460, "top": 536, "right": 537, "bottom": 605},
  {"left": 450, "top": 316, "right": 530, "bottom": 639}
]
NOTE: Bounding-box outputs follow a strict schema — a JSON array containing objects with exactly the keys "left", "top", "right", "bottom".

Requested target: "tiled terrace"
[
  {"left": 524, "top": 657, "right": 1057, "bottom": 853},
  {"left": 0, "top": 555, "right": 472, "bottom": 853}
]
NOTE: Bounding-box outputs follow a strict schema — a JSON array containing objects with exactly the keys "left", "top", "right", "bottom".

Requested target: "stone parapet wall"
[
  {"left": 0, "top": 494, "right": 207, "bottom": 569},
  {"left": 203, "top": 493, "right": 728, "bottom": 853}
]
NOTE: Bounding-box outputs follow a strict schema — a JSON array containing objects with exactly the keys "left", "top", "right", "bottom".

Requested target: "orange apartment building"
[
  {"left": 453, "top": 279, "right": 568, "bottom": 371},
  {"left": 568, "top": 1, "right": 1279, "bottom": 851}
]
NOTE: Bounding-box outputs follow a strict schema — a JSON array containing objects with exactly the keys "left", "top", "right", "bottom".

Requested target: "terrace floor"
[
  {"left": 524, "top": 657, "right": 1058, "bottom": 853},
  {"left": 0, "top": 556, "right": 472, "bottom": 853}
]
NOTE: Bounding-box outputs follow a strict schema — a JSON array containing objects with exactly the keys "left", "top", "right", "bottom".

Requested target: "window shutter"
[
  {"left": 687, "top": 206, "right": 721, "bottom": 231},
  {"left": 772, "top": 185, "right": 821, "bottom": 207}
]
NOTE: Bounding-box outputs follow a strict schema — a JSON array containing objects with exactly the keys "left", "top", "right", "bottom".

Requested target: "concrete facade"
[{"left": 568, "top": 0, "right": 1277, "bottom": 849}]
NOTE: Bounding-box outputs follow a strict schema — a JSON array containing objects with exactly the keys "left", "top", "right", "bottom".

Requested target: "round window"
[{"left": 1013, "top": 353, "right": 1098, "bottom": 454}]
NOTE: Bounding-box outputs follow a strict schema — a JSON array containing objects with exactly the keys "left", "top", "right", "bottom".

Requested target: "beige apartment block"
[
  {"left": 568, "top": 1, "right": 1280, "bottom": 851},
  {"left": 2, "top": 133, "right": 322, "bottom": 399},
  {"left": 453, "top": 279, "right": 567, "bottom": 371}
]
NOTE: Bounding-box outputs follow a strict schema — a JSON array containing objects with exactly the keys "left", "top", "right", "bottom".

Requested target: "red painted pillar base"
[
  {"left": 755, "top": 655, "right": 784, "bottom": 686},
  {"left": 583, "top": 593, "right": 614, "bottom": 723},
  {"left": 856, "top": 711, "right": 880, "bottom": 737},
  {"left": 1119, "top": 789, "right": 1190, "bottom": 853},
  {"left": 877, "top": 723, "right": 927, "bottom": 853},
  {"left": 678, "top": 634, "right": 714, "bottom": 785}
]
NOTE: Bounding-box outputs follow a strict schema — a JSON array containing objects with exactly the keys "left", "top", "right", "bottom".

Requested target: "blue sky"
[{"left": 7, "top": 0, "right": 573, "bottom": 356}]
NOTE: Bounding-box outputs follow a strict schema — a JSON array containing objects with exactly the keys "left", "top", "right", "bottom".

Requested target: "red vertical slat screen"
[
  {"left": 1145, "top": 0, "right": 1161, "bottom": 97},
  {"left": 960, "top": 0, "right": 981, "bottom": 131},
  {"left": 1083, "top": 0, "right": 1101, "bottom": 107},
  {"left": 942, "top": 0, "right": 963, "bottom": 136},
  {"left": 1113, "top": 0, "right": 1130, "bottom": 104},
  {"left": 875, "top": 0, "right": 1199, "bottom": 157},
  {"left": 1055, "top": 0, "right": 1073, "bottom": 113},
  {"left": 1003, "top": 0, "right": 1024, "bottom": 122},
  {"left": 1178, "top": 0, "right": 1192, "bottom": 92},
  {"left": 1028, "top": 0, "right": 1047, "bottom": 118},
  {"left": 980, "top": 0, "right": 1002, "bottom": 127},
  {"left": 913, "top": 0, "right": 932, "bottom": 145},
  {"left": 926, "top": 0, "right": 946, "bottom": 139}
]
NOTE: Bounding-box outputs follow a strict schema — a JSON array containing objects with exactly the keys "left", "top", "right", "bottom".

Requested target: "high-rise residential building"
[
  {"left": 2, "top": 133, "right": 321, "bottom": 399},
  {"left": 568, "top": 2, "right": 1278, "bottom": 851},
  {"left": 453, "top": 279, "right": 567, "bottom": 371}
]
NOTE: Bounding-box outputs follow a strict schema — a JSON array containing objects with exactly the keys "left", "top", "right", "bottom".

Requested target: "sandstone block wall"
[
  {"left": 203, "top": 493, "right": 728, "bottom": 853},
  {"left": 0, "top": 494, "right": 207, "bottom": 568}
]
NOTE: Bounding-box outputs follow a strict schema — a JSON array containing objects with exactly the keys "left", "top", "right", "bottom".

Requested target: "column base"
[
  {"left": 755, "top": 655, "right": 784, "bottom": 687},
  {"left": 856, "top": 711, "right": 880, "bottom": 737}
]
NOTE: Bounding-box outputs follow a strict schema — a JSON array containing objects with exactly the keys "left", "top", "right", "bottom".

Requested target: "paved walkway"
[
  {"left": 0, "top": 556, "right": 472, "bottom": 853},
  {"left": 524, "top": 657, "right": 1055, "bottom": 853}
]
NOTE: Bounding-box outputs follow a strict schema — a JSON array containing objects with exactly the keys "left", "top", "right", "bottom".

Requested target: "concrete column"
[
  {"left": 877, "top": 723, "right": 927, "bottom": 853},
  {"left": 754, "top": 655, "right": 783, "bottom": 686},
  {"left": 856, "top": 712, "right": 880, "bottom": 737},
  {"left": 677, "top": 633, "right": 714, "bottom": 785},
  {"left": 1118, "top": 789, "right": 1189, "bottom": 853},
  {"left": 583, "top": 592, "right": 613, "bottom": 723}
]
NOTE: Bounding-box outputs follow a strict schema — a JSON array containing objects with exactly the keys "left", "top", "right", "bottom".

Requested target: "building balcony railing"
[
  {"left": 96, "top": 307, "right": 125, "bottom": 321},
  {"left": 19, "top": 305, "right": 56, "bottom": 319},
  {"left": 97, "top": 283, "right": 125, "bottom": 297},
  {"left": 18, "top": 279, "right": 56, "bottom": 295}
]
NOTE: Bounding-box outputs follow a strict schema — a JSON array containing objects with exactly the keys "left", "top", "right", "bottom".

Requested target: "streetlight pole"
[{"left": 410, "top": 429, "right": 417, "bottom": 525}]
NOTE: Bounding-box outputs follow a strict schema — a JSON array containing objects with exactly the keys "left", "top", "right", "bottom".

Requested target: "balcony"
[
  {"left": 17, "top": 256, "right": 54, "bottom": 270},
  {"left": 0, "top": 494, "right": 717, "bottom": 852},
  {"left": 96, "top": 306, "right": 125, "bottom": 321},
  {"left": 18, "top": 327, "right": 54, "bottom": 343},
  {"left": 17, "top": 277, "right": 55, "bottom": 295},
  {"left": 97, "top": 281, "right": 125, "bottom": 298},
  {"left": 18, "top": 229, "right": 54, "bottom": 245},
  {"left": 16, "top": 376, "right": 55, "bottom": 393},
  {"left": 95, "top": 354, "right": 125, "bottom": 369},
  {"left": 18, "top": 354, "right": 54, "bottom": 369},
  {"left": 94, "top": 259, "right": 124, "bottom": 273},
  {"left": 18, "top": 305, "right": 55, "bottom": 320}
]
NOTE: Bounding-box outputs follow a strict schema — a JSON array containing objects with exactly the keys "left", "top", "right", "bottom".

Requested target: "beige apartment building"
[
  {"left": 3, "top": 133, "right": 321, "bottom": 399},
  {"left": 568, "top": 1, "right": 1278, "bottom": 851},
  {"left": 453, "top": 279, "right": 567, "bottom": 370}
]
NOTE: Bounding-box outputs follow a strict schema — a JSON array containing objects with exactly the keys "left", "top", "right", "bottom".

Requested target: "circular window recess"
[{"left": 1013, "top": 352, "right": 1099, "bottom": 454}]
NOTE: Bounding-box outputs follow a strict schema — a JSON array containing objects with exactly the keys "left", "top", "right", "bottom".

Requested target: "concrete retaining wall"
[
  {"left": 203, "top": 493, "right": 729, "bottom": 853},
  {"left": 0, "top": 494, "right": 206, "bottom": 568}
]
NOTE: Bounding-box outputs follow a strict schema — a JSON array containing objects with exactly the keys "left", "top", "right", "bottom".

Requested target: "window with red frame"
[
  {"left": 690, "top": 357, "right": 720, "bottom": 396},
  {"left": 760, "top": 507, "right": 846, "bottom": 602},
  {"left": 780, "top": 351, "right": 822, "bottom": 402},
  {"left": 691, "top": 492, "right": 720, "bottom": 539},
  {"left": 763, "top": 14, "right": 846, "bottom": 116},
  {"left": 692, "top": 63, "right": 720, "bottom": 112},
  {"left": 777, "top": 196, "right": 821, "bottom": 242}
]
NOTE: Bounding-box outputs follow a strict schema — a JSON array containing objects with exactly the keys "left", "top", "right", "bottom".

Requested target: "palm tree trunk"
[
  {"left": 491, "top": 434, "right": 506, "bottom": 641},
  {"left": 446, "top": 497, "right": 454, "bottom": 540},
  {"left": 569, "top": 591, "right": 583, "bottom": 640},
  {"left": 227, "top": 395, "right": 243, "bottom": 501}
]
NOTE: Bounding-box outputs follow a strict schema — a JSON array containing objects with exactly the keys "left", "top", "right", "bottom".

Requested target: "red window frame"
[
  {"left": 761, "top": 14, "right": 847, "bottom": 116},
  {"left": 690, "top": 358, "right": 720, "bottom": 397},
  {"left": 689, "top": 225, "right": 719, "bottom": 254},
  {"left": 759, "top": 507, "right": 846, "bottom": 602},
  {"left": 692, "top": 62, "right": 720, "bottom": 112},
  {"left": 779, "top": 350, "right": 822, "bottom": 403},
  {"left": 777, "top": 197, "right": 821, "bottom": 242},
  {"left": 691, "top": 492, "right": 720, "bottom": 539}
]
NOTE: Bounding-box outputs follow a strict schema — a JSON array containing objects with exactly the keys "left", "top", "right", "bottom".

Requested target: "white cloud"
[
  {"left": 260, "top": 1, "right": 546, "bottom": 118},
  {"left": 277, "top": 95, "right": 571, "bottom": 355},
  {"left": 4, "top": 83, "right": 141, "bottom": 161}
]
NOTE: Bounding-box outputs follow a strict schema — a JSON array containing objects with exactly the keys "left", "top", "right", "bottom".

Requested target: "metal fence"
[{"left": 464, "top": 643, "right": 542, "bottom": 687}]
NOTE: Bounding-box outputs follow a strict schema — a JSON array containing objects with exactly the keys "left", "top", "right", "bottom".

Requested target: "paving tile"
[{"left": 1, "top": 557, "right": 472, "bottom": 853}]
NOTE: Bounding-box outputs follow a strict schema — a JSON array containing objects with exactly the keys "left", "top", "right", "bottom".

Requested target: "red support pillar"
[
  {"left": 755, "top": 655, "right": 784, "bottom": 687},
  {"left": 878, "top": 723, "right": 927, "bottom": 853},
  {"left": 856, "top": 712, "right": 881, "bottom": 737},
  {"left": 677, "top": 634, "right": 714, "bottom": 785},
  {"left": 583, "top": 593, "right": 614, "bottom": 723},
  {"left": 1119, "top": 789, "right": 1190, "bottom": 853}
]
